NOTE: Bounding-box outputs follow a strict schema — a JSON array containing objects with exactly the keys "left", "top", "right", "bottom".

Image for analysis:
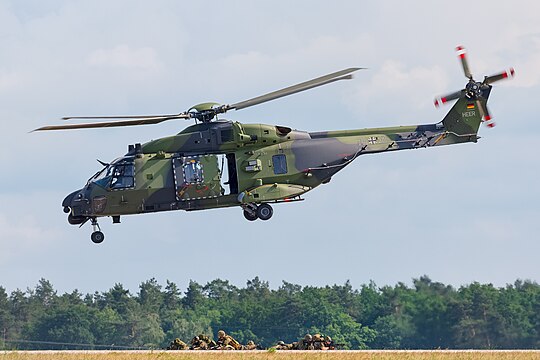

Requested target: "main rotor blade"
[
  {"left": 62, "top": 114, "right": 183, "bottom": 120},
  {"left": 456, "top": 46, "right": 473, "bottom": 79},
  {"left": 33, "top": 114, "right": 190, "bottom": 132},
  {"left": 484, "top": 68, "right": 515, "bottom": 85},
  {"left": 434, "top": 90, "right": 463, "bottom": 107},
  {"left": 228, "top": 67, "right": 363, "bottom": 111}
]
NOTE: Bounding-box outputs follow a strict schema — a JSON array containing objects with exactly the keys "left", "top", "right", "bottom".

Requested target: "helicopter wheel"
[
  {"left": 256, "top": 203, "right": 273, "bottom": 221},
  {"left": 91, "top": 231, "right": 105, "bottom": 244},
  {"left": 243, "top": 209, "right": 258, "bottom": 221},
  {"left": 90, "top": 217, "right": 104, "bottom": 244}
]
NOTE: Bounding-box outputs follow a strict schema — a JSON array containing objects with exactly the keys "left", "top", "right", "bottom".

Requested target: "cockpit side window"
[
  {"left": 90, "top": 157, "right": 136, "bottom": 190},
  {"left": 110, "top": 163, "right": 135, "bottom": 189}
]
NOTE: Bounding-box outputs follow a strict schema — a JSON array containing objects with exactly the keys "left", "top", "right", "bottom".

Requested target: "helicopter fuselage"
[
  {"left": 63, "top": 96, "right": 482, "bottom": 228},
  {"left": 35, "top": 47, "right": 513, "bottom": 243}
]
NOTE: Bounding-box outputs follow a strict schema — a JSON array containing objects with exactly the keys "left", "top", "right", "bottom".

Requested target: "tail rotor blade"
[
  {"left": 476, "top": 100, "right": 495, "bottom": 128},
  {"left": 484, "top": 68, "right": 515, "bottom": 85},
  {"left": 434, "top": 90, "right": 463, "bottom": 107},
  {"left": 456, "top": 46, "right": 473, "bottom": 79}
]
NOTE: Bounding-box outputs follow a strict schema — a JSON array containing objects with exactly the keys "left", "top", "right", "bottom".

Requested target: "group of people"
[
  {"left": 274, "top": 334, "right": 340, "bottom": 350},
  {"left": 167, "top": 331, "right": 340, "bottom": 350},
  {"left": 167, "top": 330, "right": 259, "bottom": 350}
]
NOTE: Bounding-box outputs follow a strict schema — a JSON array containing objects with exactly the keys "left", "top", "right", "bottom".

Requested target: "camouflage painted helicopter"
[{"left": 35, "top": 46, "right": 514, "bottom": 243}]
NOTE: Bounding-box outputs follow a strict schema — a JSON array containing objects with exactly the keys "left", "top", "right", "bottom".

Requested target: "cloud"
[
  {"left": 372, "top": 61, "right": 447, "bottom": 91},
  {"left": 345, "top": 60, "right": 449, "bottom": 122},
  {"left": 0, "top": 70, "right": 24, "bottom": 92},
  {"left": 87, "top": 45, "right": 162, "bottom": 73},
  {"left": 0, "top": 212, "right": 61, "bottom": 263},
  {"left": 505, "top": 36, "right": 540, "bottom": 88}
]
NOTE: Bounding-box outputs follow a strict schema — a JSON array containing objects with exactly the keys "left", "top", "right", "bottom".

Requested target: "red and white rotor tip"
[
  {"left": 434, "top": 97, "right": 447, "bottom": 107},
  {"left": 483, "top": 115, "right": 496, "bottom": 128},
  {"left": 456, "top": 45, "right": 467, "bottom": 58},
  {"left": 503, "top": 68, "right": 515, "bottom": 79}
]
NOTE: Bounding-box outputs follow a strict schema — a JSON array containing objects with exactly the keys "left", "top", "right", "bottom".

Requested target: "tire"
[
  {"left": 91, "top": 231, "right": 105, "bottom": 244},
  {"left": 243, "top": 209, "right": 258, "bottom": 221},
  {"left": 256, "top": 203, "right": 273, "bottom": 221}
]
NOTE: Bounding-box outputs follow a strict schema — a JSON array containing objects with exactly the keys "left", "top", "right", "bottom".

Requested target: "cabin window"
[
  {"left": 110, "top": 163, "right": 135, "bottom": 189},
  {"left": 220, "top": 128, "right": 234, "bottom": 143},
  {"left": 272, "top": 154, "right": 288, "bottom": 175},
  {"left": 183, "top": 159, "right": 204, "bottom": 183}
]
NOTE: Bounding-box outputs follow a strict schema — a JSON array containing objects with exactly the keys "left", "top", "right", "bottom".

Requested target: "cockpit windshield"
[{"left": 89, "top": 157, "right": 135, "bottom": 190}]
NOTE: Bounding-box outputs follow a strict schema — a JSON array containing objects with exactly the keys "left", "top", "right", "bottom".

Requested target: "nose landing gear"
[
  {"left": 242, "top": 203, "right": 273, "bottom": 221},
  {"left": 90, "top": 218, "right": 105, "bottom": 244}
]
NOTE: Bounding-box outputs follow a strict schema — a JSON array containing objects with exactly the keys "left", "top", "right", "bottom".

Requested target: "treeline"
[{"left": 0, "top": 276, "right": 539, "bottom": 350}]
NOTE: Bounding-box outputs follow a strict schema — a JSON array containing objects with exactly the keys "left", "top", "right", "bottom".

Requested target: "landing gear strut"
[
  {"left": 90, "top": 218, "right": 105, "bottom": 244},
  {"left": 242, "top": 203, "right": 273, "bottom": 221}
]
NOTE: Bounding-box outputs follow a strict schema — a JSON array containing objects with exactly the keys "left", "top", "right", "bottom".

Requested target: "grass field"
[{"left": 2, "top": 350, "right": 540, "bottom": 360}]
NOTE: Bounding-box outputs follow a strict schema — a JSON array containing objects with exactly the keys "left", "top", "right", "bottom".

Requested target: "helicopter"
[{"left": 34, "top": 46, "right": 514, "bottom": 244}]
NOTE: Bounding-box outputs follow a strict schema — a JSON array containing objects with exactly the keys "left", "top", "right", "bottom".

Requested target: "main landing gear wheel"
[
  {"left": 243, "top": 209, "right": 258, "bottom": 221},
  {"left": 242, "top": 203, "right": 274, "bottom": 221},
  {"left": 91, "top": 231, "right": 105, "bottom": 244},
  {"left": 256, "top": 203, "right": 273, "bottom": 221}
]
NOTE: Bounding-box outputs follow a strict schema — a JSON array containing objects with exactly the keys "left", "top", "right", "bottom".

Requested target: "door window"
[{"left": 182, "top": 159, "right": 204, "bottom": 183}]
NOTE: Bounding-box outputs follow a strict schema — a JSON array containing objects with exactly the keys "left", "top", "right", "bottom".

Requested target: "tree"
[
  {"left": 453, "top": 282, "right": 504, "bottom": 348},
  {"left": 102, "top": 284, "right": 133, "bottom": 316},
  {"left": 0, "top": 287, "right": 14, "bottom": 349},
  {"left": 162, "top": 280, "right": 181, "bottom": 312},
  {"left": 91, "top": 307, "right": 124, "bottom": 348},
  {"left": 1, "top": 277, "right": 539, "bottom": 350},
  {"left": 182, "top": 281, "right": 204, "bottom": 310},
  {"left": 407, "top": 276, "right": 456, "bottom": 348},
  {"left": 162, "top": 310, "right": 213, "bottom": 347},
  {"left": 34, "top": 278, "right": 57, "bottom": 308},
  {"left": 128, "top": 312, "right": 164, "bottom": 348},
  {"left": 369, "top": 315, "right": 403, "bottom": 349},
  {"left": 203, "top": 279, "right": 238, "bottom": 301},
  {"left": 26, "top": 305, "right": 94, "bottom": 349},
  {"left": 245, "top": 277, "right": 270, "bottom": 298},
  {"left": 138, "top": 278, "right": 163, "bottom": 314}
]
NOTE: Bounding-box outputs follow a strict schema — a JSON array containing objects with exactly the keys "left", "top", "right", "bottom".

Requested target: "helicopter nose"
[
  {"left": 63, "top": 188, "right": 92, "bottom": 225},
  {"left": 62, "top": 189, "right": 79, "bottom": 213},
  {"left": 62, "top": 188, "right": 91, "bottom": 215}
]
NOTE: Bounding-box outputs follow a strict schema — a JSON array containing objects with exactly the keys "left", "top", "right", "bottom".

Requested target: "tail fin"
[{"left": 441, "top": 96, "right": 484, "bottom": 143}]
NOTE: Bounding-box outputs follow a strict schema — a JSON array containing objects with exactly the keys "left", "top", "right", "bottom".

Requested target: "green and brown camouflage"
[
  {"left": 41, "top": 46, "right": 513, "bottom": 242},
  {"left": 167, "top": 338, "right": 188, "bottom": 350},
  {"left": 62, "top": 96, "right": 483, "bottom": 222}
]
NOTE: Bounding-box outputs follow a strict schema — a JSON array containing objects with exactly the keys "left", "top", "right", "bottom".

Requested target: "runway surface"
[{"left": 2, "top": 350, "right": 540, "bottom": 354}]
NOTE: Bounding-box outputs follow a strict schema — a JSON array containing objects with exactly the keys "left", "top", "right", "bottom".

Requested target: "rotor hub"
[{"left": 465, "top": 80, "right": 484, "bottom": 99}]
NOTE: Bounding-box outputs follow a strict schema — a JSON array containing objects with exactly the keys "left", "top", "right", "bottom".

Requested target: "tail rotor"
[{"left": 434, "top": 46, "right": 515, "bottom": 128}]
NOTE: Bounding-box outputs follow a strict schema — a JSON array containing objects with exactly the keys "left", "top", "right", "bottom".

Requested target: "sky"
[{"left": 1, "top": 0, "right": 539, "bottom": 295}]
